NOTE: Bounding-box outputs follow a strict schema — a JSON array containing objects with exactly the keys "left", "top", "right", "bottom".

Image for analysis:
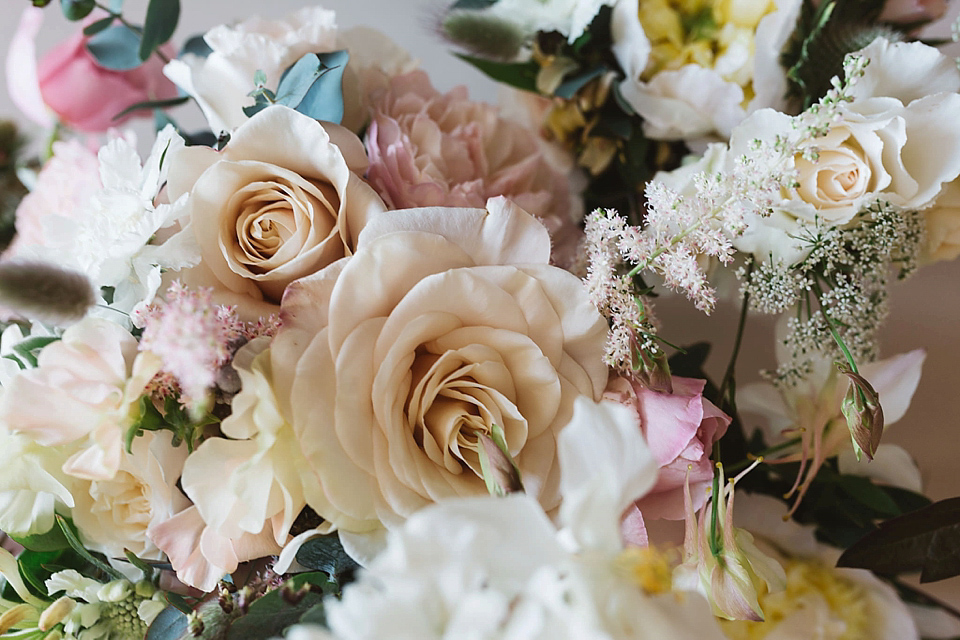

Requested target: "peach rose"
[
  {"left": 165, "top": 105, "right": 387, "bottom": 319},
  {"left": 364, "top": 71, "right": 579, "bottom": 265},
  {"left": 272, "top": 197, "right": 609, "bottom": 532}
]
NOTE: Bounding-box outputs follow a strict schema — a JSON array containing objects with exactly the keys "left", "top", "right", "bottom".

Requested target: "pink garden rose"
[
  {"left": 604, "top": 376, "right": 730, "bottom": 520},
  {"left": 364, "top": 71, "right": 581, "bottom": 265},
  {"left": 8, "top": 8, "right": 178, "bottom": 132}
]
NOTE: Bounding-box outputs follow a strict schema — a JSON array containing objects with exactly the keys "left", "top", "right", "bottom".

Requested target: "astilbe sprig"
[{"left": 135, "top": 282, "right": 280, "bottom": 416}]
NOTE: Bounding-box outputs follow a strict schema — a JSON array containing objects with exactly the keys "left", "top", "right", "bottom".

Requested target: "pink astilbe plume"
[{"left": 136, "top": 282, "right": 280, "bottom": 413}]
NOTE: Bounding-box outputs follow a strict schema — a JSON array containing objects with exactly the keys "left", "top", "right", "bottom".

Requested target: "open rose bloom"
[{"left": 1, "top": 2, "right": 960, "bottom": 639}]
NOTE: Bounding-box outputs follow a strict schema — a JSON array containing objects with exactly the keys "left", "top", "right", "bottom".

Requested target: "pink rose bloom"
[
  {"left": 365, "top": 70, "right": 581, "bottom": 265},
  {"left": 604, "top": 375, "right": 730, "bottom": 520},
  {"left": 8, "top": 139, "right": 101, "bottom": 258},
  {"left": 8, "top": 8, "right": 178, "bottom": 132}
]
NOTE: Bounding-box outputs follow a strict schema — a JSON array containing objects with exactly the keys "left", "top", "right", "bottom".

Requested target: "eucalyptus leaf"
[
  {"left": 140, "top": 0, "right": 180, "bottom": 61},
  {"left": 837, "top": 496, "right": 960, "bottom": 583},
  {"left": 295, "top": 534, "right": 359, "bottom": 581},
  {"left": 60, "top": 0, "right": 95, "bottom": 20},
  {"left": 83, "top": 16, "right": 116, "bottom": 37},
  {"left": 555, "top": 66, "right": 606, "bottom": 99},
  {"left": 450, "top": 0, "right": 499, "bottom": 8},
  {"left": 272, "top": 51, "right": 349, "bottom": 124},
  {"left": 86, "top": 25, "right": 144, "bottom": 71},
  {"left": 146, "top": 605, "right": 189, "bottom": 640},
  {"left": 180, "top": 34, "right": 213, "bottom": 59}
]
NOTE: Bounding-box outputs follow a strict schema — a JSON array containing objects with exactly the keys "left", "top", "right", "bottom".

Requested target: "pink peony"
[
  {"left": 604, "top": 376, "right": 730, "bottom": 520},
  {"left": 364, "top": 71, "right": 581, "bottom": 265},
  {"left": 8, "top": 8, "right": 178, "bottom": 133}
]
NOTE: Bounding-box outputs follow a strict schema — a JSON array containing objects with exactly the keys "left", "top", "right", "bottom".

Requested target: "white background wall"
[{"left": 2, "top": 0, "right": 960, "bottom": 606}]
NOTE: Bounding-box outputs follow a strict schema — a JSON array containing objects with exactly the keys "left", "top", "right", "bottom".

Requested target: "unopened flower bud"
[
  {"left": 0, "top": 603, "right": 35, "bottom": 634},
  {"left": 477, "top": 426, "right": 524, "bottom": 496},
  {"left": 837, "top": 363, "right": 884, "bottom": 461},
  {"left": 97, "top": 579, "right": 132, "bottom": 603},
  {"left": 38, "top": 596, "right": 76, "bottom": 631}
]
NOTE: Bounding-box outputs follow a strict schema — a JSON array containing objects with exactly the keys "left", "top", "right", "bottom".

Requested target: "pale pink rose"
[
  {"left": 604, "top": 376, "right": 730, "bottom": 520},
  {"left": 272, "top": 197, "right": 609, "bottom": 533},
  {"left": 8, "top": 139, "right": 100, "bottom": 259},
  {"left": 364, "top": 71, "right": 579, "bottom": 265},
  {"left": 9, "top": 8, "right": 178, "bottom": 132}
]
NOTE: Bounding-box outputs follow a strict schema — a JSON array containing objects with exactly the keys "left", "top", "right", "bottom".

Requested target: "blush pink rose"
[
  {"left": 364, "top": 71, "right": 581, "bottom": 265},
  {"left": 9, "top": 8, "right": 179, "bottom": 133},
  {"left": 604, "top": 376, "right": 730, "bottom": 520}
]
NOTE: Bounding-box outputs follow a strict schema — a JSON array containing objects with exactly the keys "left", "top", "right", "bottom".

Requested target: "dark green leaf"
[
  {"left": 162, "top": 591, "right": 195, "bottom": 615},
  {"left": 124, "top": 550, "right": 155, "bottom": 581},
  {"left": 139, "top": 0, "right": 180, "bottom": 61},
  {"left": 59, "top": 0, "right": 95, "bottom": 20},
  {"left": 33, "top": 0, "right": 54, "bottom": 7},
  {"left": 450, "top": 0, "right": 498, "bottom": 8},
  {"left": 18, "top": 549, "right": 63, "bottom": 597},
  {"left": 112, "top": 95, "right": 190, "bottom": 121},
  {"left": 146, "top": 604, "right": 189, "bottom": 640},
  {"left": 454, "top": 53, "right": 539, "bottom": 93},
  {"left": 86, "top": 25, "right": 144, "bottom": 71},
  {"left": 55, "top": 515, "right": 126, "bottom": 581},
  {"left": 179, "top": 33, "right": 213, "bottom": 58},
  {"left": 837, "top": 496, "right": 960, "bottom": 582},
  {"left": 225, "top": 573, "right": 335, "bottom": 640},
  {"left": 836, "top": 474, "right": 901, "bottom": 517},
  {"left": 295, "top": 534, "right": 359, "bottom": 582},
  {"left": 554, "top": 66, "right": 605, "bottom": 100},
  {"left": 12, "top": 335, "right": 59, "bottom": 368},
  {"left": 11, "top": 523, "right": 69, "bottom": 552},
  {"left": 83, "top": 16, "right": 116, "bottom": 37}
]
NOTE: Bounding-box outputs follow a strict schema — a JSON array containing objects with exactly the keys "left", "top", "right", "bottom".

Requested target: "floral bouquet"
[{"left": 0, "top": 0, "right": 959, "bottom": 638}]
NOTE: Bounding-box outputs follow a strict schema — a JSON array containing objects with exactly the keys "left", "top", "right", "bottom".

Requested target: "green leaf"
[
  {"left": 86, "top": 25, "right": 144, "bottom": 71},
  {"left": 83, "top": 16, "right": 116, "bottom": 37},
  {"left": 124, "top": 550, "right": 155, "bottom": 581},
  {"left": 33, "top": 0, "right": 54, "bottom": 7},
  {"left": 554, "top": 66, "right": 606, "bottom": 100},
  {"left": 11, "top": 524, "right": 70, "bottom": 552},
  {"left": 294, "top": 534, "right": 359, "bottom": 582},
  {"left": 59, "top": 0, "right": 95, "bottom": 20},
  {"left": 837, "top": 496, "right": 960, "bottom": 583},
  {"left": 12, "top": 335, "right": 59, "bottom": 369},
  {"left": 162, "top": 590, "right": 194, "bottom": 615},
  {"left": 835, "top": 474, "right": 901, "bottom": 517},
  {"left": 112, "top": 95, "right": 190, "bottom": 121},
  {"left": 146, "top": 604, "right": 189, "bottom": 640},
  {"left": 225, "top": 573, "right": 336, "bottom": 640},
  {"left": 18, "top": 549, "right": 63, "bottom": 597},
  {"left": 279, "top": 51, "right": 350, "bottom": 124},
  {"left": 55, "top": 515, "right": 126, "bottom": 581},
  {"left": 139, "top": 0, "right": 180, "bottom": 61},
  {"left": 179, "top": 33, "right": 213, "bottom": 58},
  {"left": 450, "top": 0, "right": 499, "bottom": 8},
  {"left": 454, "top": 53, "right": 539, "bottom": 93}
]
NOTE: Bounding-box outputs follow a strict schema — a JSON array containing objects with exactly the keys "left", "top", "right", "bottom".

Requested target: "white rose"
[
  {"left": 271, "top": 198, "right": 609, "bottom": 532},
  {"left": 72, "top": 431, "right": 189, "bottom": 561},
  {"left": 165, "top": 106, "right": 387, "bottom": 320},
  {"left": 163, "top": 7, "right": 339, "bottom": 134}
]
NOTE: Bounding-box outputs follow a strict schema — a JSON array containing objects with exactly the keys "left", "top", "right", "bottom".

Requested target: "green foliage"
[
  {"left": 225, "top": 573, "right": 337, "bottom": 640},
  {"left": 244, "top": 51, "right": 350, "bottom": 124},
  {"left": 450, "top": 0, "right": 499, "bottom": 8},
  {"left": 126, "top": 395, "right": 218, "bottom": 454},
  {"left": 3, "top": 334, "right": 60, "bottom": 369},
  {"left": 86, "top": 25, "right": 145, "bottom": 71},
  {"left": 454, "top": 54, "right": 539, "bottom": 93},
  {"left": 838, "top": 496, "right": 960, "bottom": 582},
  {"left": 140, "top": 0, "right": 180, "bottom": 61},
  {"left": 83, "top": 16, "right": 116, "bottom": 37},
  {"left": 112, "top": 96, "right": 191, "bottom": 122},
  {"left": 295, "top": 534, "right": 360, "bottom": 584},
  {"left": 145, "top": 605, "right": 189, "bottom": 640},
  {"left": 59, "top": 0, "right": 95, "bottom": 20},
  {"left": 11, "top": 522, "right": 70, "bottom": 552},
  {"left": 54, "top": 515, "right": 126, "bottom": 581}
]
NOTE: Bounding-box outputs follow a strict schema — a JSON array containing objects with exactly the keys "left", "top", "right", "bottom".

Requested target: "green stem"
[
  {"left": 709, "top": 468, "right": 722, "bottom": 558},
  {"left": 717, "top": 263, "right": 752, "bottom": 413},
  {"left": 43, "top": 122, "right": 61, "bottom": 161},
  {"left": 811, "top": 276, "right": 859, "bottom": 374}
]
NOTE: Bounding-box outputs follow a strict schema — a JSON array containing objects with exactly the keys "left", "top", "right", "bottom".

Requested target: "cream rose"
[
  {"left": 72, "top": 431, "right": 189, "bottom": 561},
  {"left": 923, "top": 180, "right": 960, "bottom": 263},
  {"left": 271, "top": 197, "right": 609, "bottom": 532},
  {"left": 166, "top": 105, "right": 387, "bottom": 319}
]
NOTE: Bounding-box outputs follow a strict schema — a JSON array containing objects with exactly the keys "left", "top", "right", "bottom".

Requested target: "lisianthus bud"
[
  {"left": 478, "top": 426, "right": 525, "bottom": 496},
  {"left": 838, "top": 364, "right": 884, "bottom": 461},
  {"left": 674, "top": 464, "right": 786, "bottom": 621}
]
